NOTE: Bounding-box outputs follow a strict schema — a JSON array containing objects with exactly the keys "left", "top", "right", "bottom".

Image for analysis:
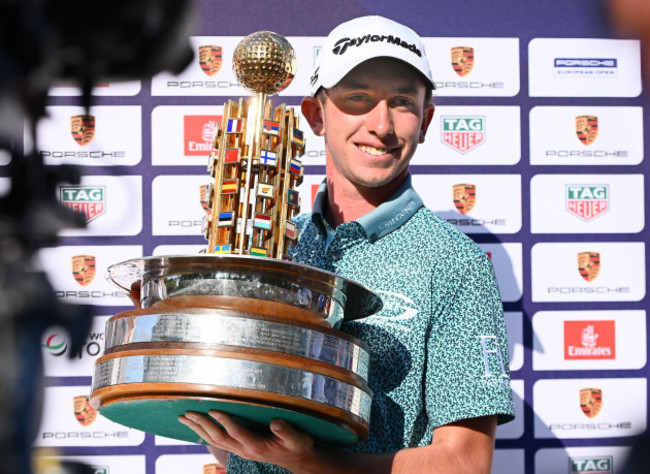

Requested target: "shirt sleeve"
[{"left": 425, "top": 251, "right": 515, "bottom": 430}]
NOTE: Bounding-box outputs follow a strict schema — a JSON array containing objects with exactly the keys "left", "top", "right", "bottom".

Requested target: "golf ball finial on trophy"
[{"left": 90, "top": 32, "right": 381, "bottom": 448}]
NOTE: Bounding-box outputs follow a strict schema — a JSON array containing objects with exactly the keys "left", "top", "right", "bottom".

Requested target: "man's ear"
[
  {"left": 301, "top": 96, "right": 325, "bottom": 136},
  {"left": 419, "top": 104, "right": 435, "bottom": 144}
]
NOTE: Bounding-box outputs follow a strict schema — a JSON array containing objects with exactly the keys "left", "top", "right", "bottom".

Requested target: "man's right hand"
[{"left": 128, "top": 280, "right": 141, "bottom": 308}]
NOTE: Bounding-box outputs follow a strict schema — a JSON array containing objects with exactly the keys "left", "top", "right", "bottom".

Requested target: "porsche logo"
[
  {"left": 453, "top": 183, "right": 476, "bottom": 214},
  {"left": 576, "top": 115, "right": 599, "bottom": 146},
  {"left": 70, "top": 114, "right": 95, "bottom": 146},
  {"left": 579, "top": 388, "right": 602, "bottom": 418},
  {"left": 73, "top": 395, "right": 98, "bottom": 427},
  {"left": 198, "top": 45, "right": 223, "bottom": 77},
  {"left": 578, "top": 252, "right": 600, "bottom": 282},
  {"left": 451, "top": 46, "right": 474, "bottom": 77},
  {"left": 71, "top": 255, "right": 96, "bottom": 287}
]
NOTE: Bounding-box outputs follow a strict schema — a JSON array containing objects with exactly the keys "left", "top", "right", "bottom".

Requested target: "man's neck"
[{"left": 323, "top": 173, "right": 407, "bottom": 228}]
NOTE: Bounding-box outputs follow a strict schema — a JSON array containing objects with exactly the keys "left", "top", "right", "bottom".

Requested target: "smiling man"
[{"left": 179, "top": 16, "right": 515, "bottom": 473}]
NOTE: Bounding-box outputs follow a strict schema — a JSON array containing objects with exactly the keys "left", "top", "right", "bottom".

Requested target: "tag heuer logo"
[
  {"left": 451, "top": 46, "right": 474, "bottom": 77},
  {"left": 73, "top": 395, "right": 98, "bottom": 427},
  {"left": 576, "top": 115, "right": 599, "bottom": 146},
  {"left": 198, "top": 45, "right": 222, "bottom": 76},
  {"left": 570, "top": 456, "right": 613, "bottom": 474},
  {"left": 452, "top": 183, "right": 476, "bottom": 214},
  {"left": 578, "top": 251, "right": 600, "bottom": 281},
  {"left": 60, "top": 185, "right": 106, "bottom": 223},
  {"left": 441, "top": 117, "right": 485, "bottom": 153},
  {"left": 566, "top": 185, "right": 609, "bottom": 222},
  {"left": 579, "top": 388, "right": 602, "bottom": 418},
  {"left": 70, "top": 114, "right": 95, "bottom": 147},
  {"left": 72, "top": 255, "right": 96, "bottom": 286}
]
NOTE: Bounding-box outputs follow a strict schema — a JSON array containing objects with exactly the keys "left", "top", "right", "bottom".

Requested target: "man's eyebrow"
[
  {"left": 338, "top": 81, "right": 420, "bottom": 95},
  {"left": 338, "top": 80, "right": 370, "bottom": 90},
  {"left": 396, "top": 85, "right": 420, "bottom": 95}
]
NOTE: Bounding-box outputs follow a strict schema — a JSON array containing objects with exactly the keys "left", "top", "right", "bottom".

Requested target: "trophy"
[{"left": 90, "top": 32, "right": 382, "bottom": 447}]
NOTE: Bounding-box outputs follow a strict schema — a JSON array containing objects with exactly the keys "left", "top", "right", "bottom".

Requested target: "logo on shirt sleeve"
[{"left": 479, "top": 335, "right": 510, "bottom": 386}]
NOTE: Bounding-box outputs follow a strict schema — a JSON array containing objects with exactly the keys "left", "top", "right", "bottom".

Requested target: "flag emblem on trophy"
[
  {"left": 260, "top": 149, "right": 278, "bottom": 166},
  {"left": 257, "top": 182, "right": 275, "bottom": 199},
  {"left": 292, "top": 128, "right": 305, "bottom": 147},
  {"left": 263, "top": 120, "right": 280, "bottom": 136},
  {"left": 221, "top": 179, "right": 238, "bottom": 195},
  {"left": 226, "top": 118, "right": 244, "bottom": 134},
  {"left": 253, "top": 213, "right": 273, "bottom": 231},
  {"left": 224, "top": 148, "right": 240, "bottom": 164},
  {"left": 285, "top": 220, "right": 297, "bottom": 240},
  {"left": 217, "top": 211, "right": 234, "bottom": 227},
  {"left": 213, "top": 245, "right": 231, "bottom": 254}
]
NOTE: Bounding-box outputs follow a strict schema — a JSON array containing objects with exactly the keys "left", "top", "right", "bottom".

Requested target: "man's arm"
[
  {"left": 206, "top": 446, "right": 229, "bottom": 469},
  {"left": 179, "top": 411, "right": 497, "bottom": 474}
]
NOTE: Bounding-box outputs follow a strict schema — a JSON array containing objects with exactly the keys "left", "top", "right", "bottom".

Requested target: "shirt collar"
[{"left": 310, "top": 175, "right": 423, "bottom": 242}]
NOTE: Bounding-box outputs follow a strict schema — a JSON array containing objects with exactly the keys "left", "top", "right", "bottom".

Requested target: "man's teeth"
[{"left": 359, "top": 145, "right": 388, "bottom": 155}]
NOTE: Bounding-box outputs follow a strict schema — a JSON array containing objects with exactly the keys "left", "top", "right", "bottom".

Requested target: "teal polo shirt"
[{"left": 227, "top": 176, "right": 514, "bottom": 473}]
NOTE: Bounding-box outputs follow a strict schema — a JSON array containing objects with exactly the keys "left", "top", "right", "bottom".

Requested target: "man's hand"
[
  {"left": 179, "top": 411, "right": 317, "bottom": 472},
  {"left": 128, "top": 280, "right": 141, "bottom": 308},
  {"left": 179, "top": 410, "right": 497, "bottom": 474}
]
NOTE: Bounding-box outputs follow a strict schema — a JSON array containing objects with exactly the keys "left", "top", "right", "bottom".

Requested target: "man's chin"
[{"left": 352, "top": 172, "right": 408, "bottom": 191}]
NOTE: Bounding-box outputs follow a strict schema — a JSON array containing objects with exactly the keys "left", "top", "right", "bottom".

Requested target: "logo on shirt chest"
[{"left": 368, "top": 290, "right": 419, "bottom": 323}]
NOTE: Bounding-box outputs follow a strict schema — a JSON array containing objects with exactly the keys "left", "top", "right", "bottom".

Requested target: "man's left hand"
[{"left": 179, "top": 410, "right": 316, "bottom": 470}]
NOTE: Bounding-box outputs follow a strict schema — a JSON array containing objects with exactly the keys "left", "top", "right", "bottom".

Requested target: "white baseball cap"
[{"left": 309, "top": 15, "right": 435, "bottom": 96}]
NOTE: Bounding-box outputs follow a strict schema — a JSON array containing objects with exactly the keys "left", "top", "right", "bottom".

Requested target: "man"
[{"left": 178, "top": 15, "right": 514, "bottom": 473}]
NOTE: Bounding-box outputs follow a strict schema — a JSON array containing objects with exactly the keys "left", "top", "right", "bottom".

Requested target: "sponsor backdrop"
[{"left": 0, "top": 1, "right": 646, "bottom": 473}]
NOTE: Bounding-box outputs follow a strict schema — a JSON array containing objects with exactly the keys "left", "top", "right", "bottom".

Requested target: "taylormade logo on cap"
[
  {"left": 332, "top": 34, "right": 423, "bottom": 57},
  {"left": 309, "top": 15, "right": 435, "bottom": 95}
]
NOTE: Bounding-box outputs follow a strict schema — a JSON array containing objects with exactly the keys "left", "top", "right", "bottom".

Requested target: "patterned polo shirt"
[{"left": 227, "top": 176, "right": 515, "bottom": 473}]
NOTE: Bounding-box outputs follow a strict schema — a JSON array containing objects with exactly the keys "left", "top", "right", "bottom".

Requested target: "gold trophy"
[{"left": 90, "top": 32, "right": 381, "bottom": 447}]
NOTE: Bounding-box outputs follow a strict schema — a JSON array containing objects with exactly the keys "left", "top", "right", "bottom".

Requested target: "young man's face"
[{"left": 302, "top": 57, "right": 434, "bottom": 193}]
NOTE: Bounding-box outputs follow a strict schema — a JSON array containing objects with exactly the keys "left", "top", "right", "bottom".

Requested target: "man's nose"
[{"left": 367, "top": 100, "right": 393, "bottom": 137}]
